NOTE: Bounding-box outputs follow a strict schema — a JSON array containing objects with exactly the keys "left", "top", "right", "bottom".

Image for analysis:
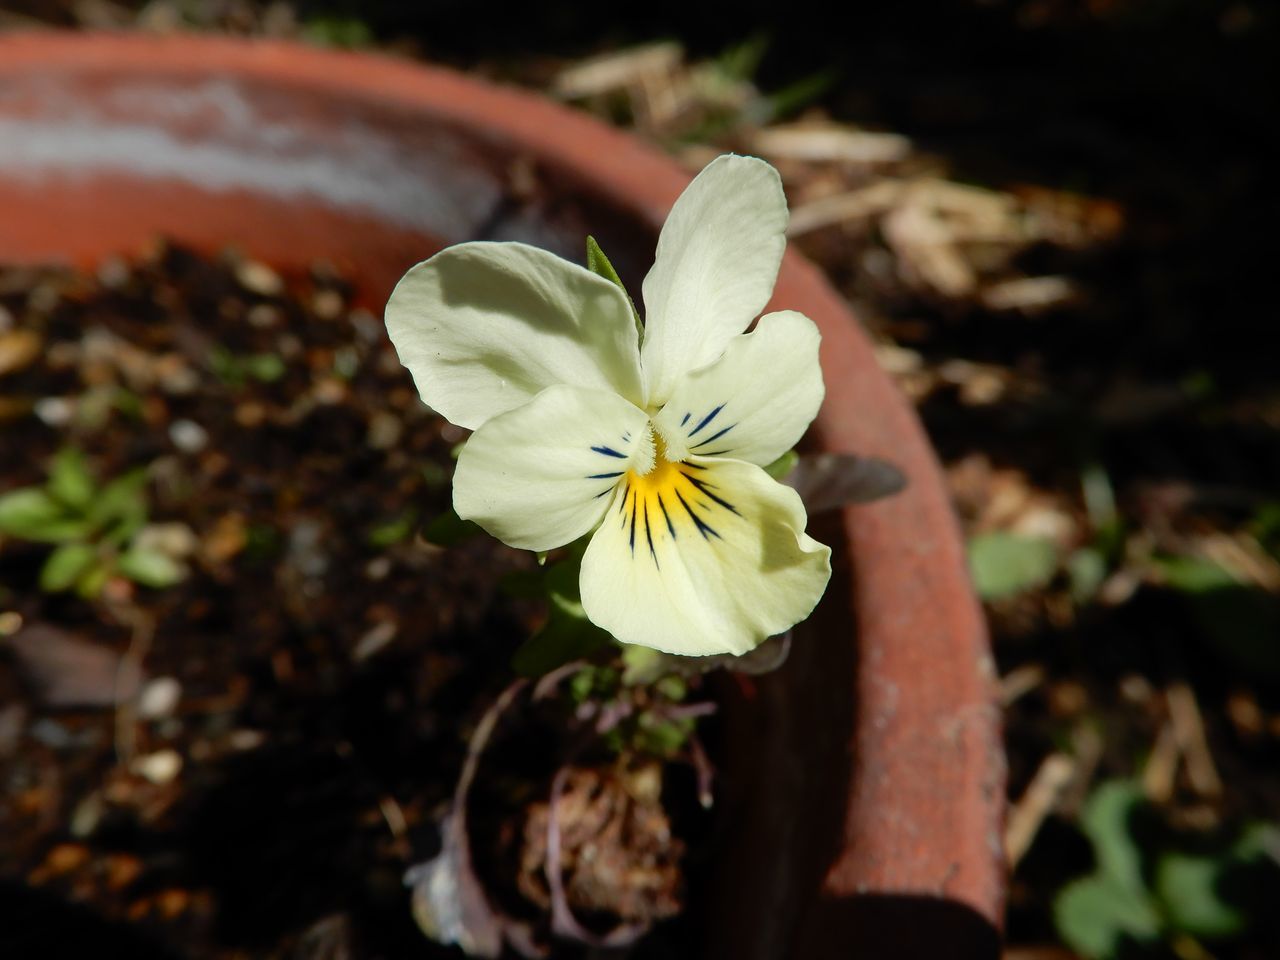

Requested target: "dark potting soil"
[{"left": 0, "top": 243, "right": 709, "bottom": 959}]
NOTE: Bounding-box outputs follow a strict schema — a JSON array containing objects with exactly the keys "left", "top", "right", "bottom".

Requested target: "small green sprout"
[{"left": 0, "top": 448, "right": 186, "bottom": 597}]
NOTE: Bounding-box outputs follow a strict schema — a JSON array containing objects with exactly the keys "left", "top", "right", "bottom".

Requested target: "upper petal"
[
  {"left": 652, "top": 310, "right": 823, "bottom": 467},
  {"left": 578, "top": 456, "right": 831, "bottom": 656},
  {"left": 639, "top": 155, "right": 789, "bottom": 406},
  {"left": 453, "top": 384, "right": 650, "bottom": 553},
  {"left": 386, "top": 241, "right": 644, "bottom": 430}
]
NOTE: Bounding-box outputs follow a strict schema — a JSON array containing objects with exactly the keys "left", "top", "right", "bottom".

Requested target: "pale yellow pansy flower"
[{"left": 385, "top": 154, "right": 831, "bottom": 656}]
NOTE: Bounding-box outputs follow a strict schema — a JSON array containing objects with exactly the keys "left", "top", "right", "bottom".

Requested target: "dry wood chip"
[{"left": 753, "top": 124, "right": 912, "bottom": 165}]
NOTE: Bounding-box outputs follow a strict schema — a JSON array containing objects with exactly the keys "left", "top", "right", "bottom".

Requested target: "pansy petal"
[
  {"left": 653, "top": 310, "right": 823, "bottom": 466},
  {"left": 579, "top": 456, "right": 830, "bottom": 656},
  {"left": 453, "top": 385, "right": 649, "bottom": 553},
  {"left": 386, "top": 241, "right": 644, "bottom": 430},
  {"left": 640, "top": 155, "right": 789, "bottom": 405}
]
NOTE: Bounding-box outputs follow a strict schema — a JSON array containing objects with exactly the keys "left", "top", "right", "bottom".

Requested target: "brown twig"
[
  {"left": 1167, "top": 681, "right": 1223, "bottom": 799},
  {"left": 1142, "top": 721, "right": 1180, "bottom": 804},
  {"left": 109, "top": 602, "right": 155, "bottom": 767},
  {"left": 1005, "top": 752, "right": 1077, "bottom": 868}
]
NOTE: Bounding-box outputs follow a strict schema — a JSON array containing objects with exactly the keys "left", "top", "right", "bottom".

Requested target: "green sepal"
[
  {"left": 586, "top": 236, "right": 642, "bottom": 337},
  {"left": 763, "top": 449, "right": 799, "bottom": 481}
]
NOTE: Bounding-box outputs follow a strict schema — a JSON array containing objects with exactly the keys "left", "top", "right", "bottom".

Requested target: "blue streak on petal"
[
  {"left": 699, "top": 449, "right": 732, "bottom": 456},
  {"left": 691, "top": 423, "right": 735, "bottom": 448},
  {"left": 656, "top": 493, "right": 676, "bottom": 539},
  {"left": 586, "top": 471, "right": 624, "bottom": 479},
  {"left": 629, "top": 497, "right": 638, "bottom": 554},
  {"left": 684, "top": 471, "right": 741, "bottom": 515},
  {"left": 592, "top": 445, "right": 628, "bottom": 459},
  {"left": 644, "top": 500, "right": 658, "bottom": 567},
  {"left": 680, "top": 412, "right": 691, "bottom": 426},
  {"left": 687, "top": 404, "right": 724, "bottom": 438},
  {"left": 675, "top": 489, "right": 720, "bottom": 541}
]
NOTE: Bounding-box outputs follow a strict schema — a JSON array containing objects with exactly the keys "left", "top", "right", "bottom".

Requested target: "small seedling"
[{"left": 0, "top": 448, "right": 186, "bottom": 597}]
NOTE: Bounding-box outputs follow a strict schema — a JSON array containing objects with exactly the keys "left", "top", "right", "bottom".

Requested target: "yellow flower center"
[{"left": 614, "top": 427, "right": 736, "bottom": 561}]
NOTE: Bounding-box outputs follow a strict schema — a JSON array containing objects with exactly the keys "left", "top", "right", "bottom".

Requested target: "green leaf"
[
  {"left": 91, "top": 469, "right": 149, "bottom": 545},
  {"left": 621, "top": 645, "right": 668, "bottom": 686},
  {"left": 302, "top": 15, "right": 374, "bottom": 49},
  {"left": 1154, "top": 852, "right": 1247, "bottom": 939},
  {"left": 764, "top": 68, "right": 836, "bottom": 122},
  {"left": 368, "top": 509, "right": 418, "bottom": 548},
  {"left": 74, "top": 559, "right": 110, "bottom": 599},
  {"left": 0, "top": 487, "right": 93, "bottom": 543},
  {"left": 422, "top": 506, "right": 482, "bottom": 547},
  {"left": 48, "top": 448, "right": 95, "bottom": 511},
  {"left": 635, "top": 710, "right": 696, "bottom": 758},
  {"left": 89, "top": 469, "right": 149, "bottom": 527},
  {"left": 1080, "top": 781, "right": 1148, "bottom": 892},
  {"left": 511, "top": 555, "right": 609, "bottom": 677},
  {"left": 716, "top": 32, "right": 769, "bottom": 82},
  {"left": 1053, "top": 781, "right": 1163, "bottom": 959},
  {"left": 1158, "top": 555, "right": 1280, "bottom": 681},
  {"left": 39, "top": 543, "right": 98, "bottom": 592},
  {"left": 245, "top": 353, "right": 285, "bottom": 383},
  {"left": 116, "top": 546, "right": 185, "bottom": 588},
  {"left": 586, "top": 236, "right": 642, "bottom": 333},
  {"left": 763, "top": 449, "right": 798, "bottom": 481},
  {"left": 1068, "top": 547, "right": 1108, "bottom": 604},
  {"left": 967, "top": 532, "right": 1058, "bottom": 600},
  {"left": 511, "top": 617, "right": 608, "bottom": 677},
  {"left": 1054, "top": 872, "right": 1163, "bottom": 959}
]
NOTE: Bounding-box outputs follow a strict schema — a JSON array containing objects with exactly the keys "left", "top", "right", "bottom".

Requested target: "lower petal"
[{"left": 578, "top": 456, "right": 831, "bottom": 656}]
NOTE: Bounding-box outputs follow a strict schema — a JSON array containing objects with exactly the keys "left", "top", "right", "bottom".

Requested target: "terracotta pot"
[{"left": 0, "top": 33, "right": 1004, "bottom": 958}]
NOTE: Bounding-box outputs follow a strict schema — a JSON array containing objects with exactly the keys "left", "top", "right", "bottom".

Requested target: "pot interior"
[{"left": 0, "top": 39, "right": 1002, "bottom": 959}]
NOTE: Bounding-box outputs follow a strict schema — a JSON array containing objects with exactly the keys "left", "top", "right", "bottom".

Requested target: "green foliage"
[
  {"left": 511, "top": 553, "right": 609, "bottom": 677},
  {"left": 48, "top": 447, "right": 95, "bottom": 511},
  {"left": 368, "top": 508, "right": 420, "bottom": 548},
  {"left": 0, "top": 488, "right": 94, "bottom": 543},
  {"left": 967, "top": 531, "right": 1058, "bottom": 600},
  {"left": 1250, "top": 502, "right": 1280, "bottom": 561},
  {"left": 302, "top": 15, "right": 374, "bottom": 49},
  {"left": 117, "top": 546, "right": 185, "bottom": 589},
  {"left": 1068, "top": 547, "right": 1109, "bottom": 604},
  {"left": 634, "top": 710, "right": 695, "bottom": 758},
  {"left": 1154, "top": 852, "right": 1246, "bottom": 939},
  {"left": 0, "top": 449, "right": 183, "bottom": 596},
  {"left": 422, "top": 506, "right": 482, "bottom": 548},
  {"left": 39, "top": 543, "right": 99, "bottom": 592},
  {"left": 209, "top": 348, "right": 286, "bottom": 387},
  {"left": 1158, "top": 555, "right": 1280, "bottom": 681},
  {"left": 1053, "top": 781, "right": 1280, "bottom": 958}
]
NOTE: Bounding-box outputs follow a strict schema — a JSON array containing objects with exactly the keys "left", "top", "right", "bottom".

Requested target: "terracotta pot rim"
[{"left": 0, "top": 31, "right": 1005, "bottom": 955}]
